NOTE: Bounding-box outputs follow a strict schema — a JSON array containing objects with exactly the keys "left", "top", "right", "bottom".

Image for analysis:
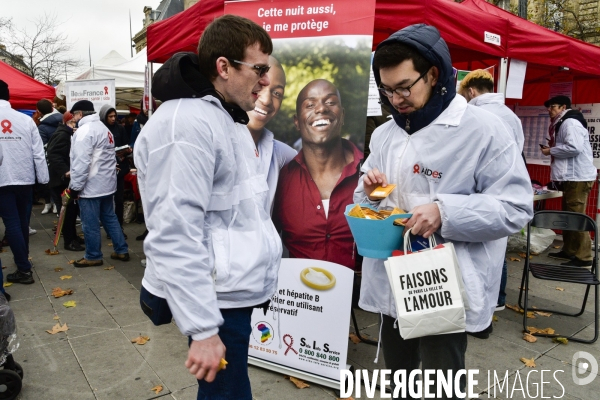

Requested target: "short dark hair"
[
  {"left": 0, "top": 80, "right": 9, "bottom": 101},
  {"left": 36, "top": 99, "right": 53, "bottom": 115},
  {"left": 373, "top": 42, "right": 432, "bottom": 77},
  {"left": 197, "top": 14, "right": 273, "bottom": 81}
]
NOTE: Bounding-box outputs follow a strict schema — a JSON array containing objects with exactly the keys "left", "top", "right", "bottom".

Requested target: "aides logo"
[
  {"left": 413, "top": 164, "right": 443, "bottom": 182},
  {"left": 252, "top": 322, "right": 274, "bottom": 346}
]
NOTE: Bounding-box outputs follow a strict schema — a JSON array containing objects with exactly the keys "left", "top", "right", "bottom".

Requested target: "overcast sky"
[{"left": 3, "top": 0, "right": 160, "bottom": 78}]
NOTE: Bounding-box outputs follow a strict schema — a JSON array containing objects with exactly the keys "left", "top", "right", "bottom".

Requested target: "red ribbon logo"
[
  {"left": 283, "top": 334, "right": 298, "bottom": 356},
  {"left": 107, "top": 131, "right": 114, "bottom": 144},
  {"left": 1, "top": 119, "right": 12, "bottom": 134},
  {"left": 413, "top": 164, "right": 420, "bottom": 174},
  {"left": 104, "top": 86, "right": 108, "bottom": 95}
]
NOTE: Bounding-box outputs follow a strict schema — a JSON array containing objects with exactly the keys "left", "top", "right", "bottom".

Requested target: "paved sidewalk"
[{"left": 1, "top": 204, "right": 598, "bottom": 399}]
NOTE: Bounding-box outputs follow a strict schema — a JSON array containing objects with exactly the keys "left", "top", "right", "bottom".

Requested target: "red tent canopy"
[
  {"left": 0, "top": 61, "right": 56, "bottom": 110},
  {"left": 146, "top": 0, "right": 224, "bottom": 63}
]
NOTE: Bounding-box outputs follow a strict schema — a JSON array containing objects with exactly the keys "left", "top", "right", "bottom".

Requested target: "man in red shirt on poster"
[{"left": 273, "top": 79, "right": 363, "bottom": 270}]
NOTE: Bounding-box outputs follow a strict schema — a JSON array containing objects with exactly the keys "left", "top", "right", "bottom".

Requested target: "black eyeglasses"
[
  {"left": 378, "top": 69, "right": 429, "bottom": 98},
  {"left": 229, "top": 59, "right": 271, "bottom": 77}
]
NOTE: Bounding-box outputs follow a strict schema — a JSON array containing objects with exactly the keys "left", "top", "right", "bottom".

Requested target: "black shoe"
[
  {"left": 2, "top": 292, "right": 10, "bottom": 302},
  {"left": 6, "top": 270, "right": 34, "bottom": 285},
  {"left": 77, "top": 235, "right": 85, "bottom": 244},
  {"left": 136, "top": 229, "right": 148, "bottom": 241},
  {"left": 467, "top": 322, "right": 493, "bottom": 339},
  {"left": 64, "top": 240, "right": 85, "bottom": 251},
  {"left": 548, "top": 251, "right": 575, "bottom": 261},
  {"left": 561, "top": 258, "right": 593, "bottom": 268},
  {"left": 122, "top": 229, "right": 128, "bottom": 240}
]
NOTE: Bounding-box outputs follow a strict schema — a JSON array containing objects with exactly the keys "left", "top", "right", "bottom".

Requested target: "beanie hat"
[
  {"left": 70, "top": 100, "right": 95, "bottom": 113},
  {"left": 0, "top": 80, "right": 9, "bottom": 101},
  {"left": 544, "top": 95, "right": 571, "bottom": 109}
]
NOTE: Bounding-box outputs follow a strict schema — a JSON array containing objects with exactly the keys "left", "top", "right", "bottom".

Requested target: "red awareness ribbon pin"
[{"left": 1, "top": 119, "right": 12, "bottom": 134}]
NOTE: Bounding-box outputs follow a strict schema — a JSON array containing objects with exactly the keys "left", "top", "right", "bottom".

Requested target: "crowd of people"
[{"left": 0, "top": 14, "right": 596, "bottom": 400}]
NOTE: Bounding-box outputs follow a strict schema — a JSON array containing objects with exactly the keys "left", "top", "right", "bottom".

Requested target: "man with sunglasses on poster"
[
  {"left": 354, "top": 24, "right": 533, "bottom": 398},
  {"left": 135, "top": 15, "right": 282, "bottom": 400}
]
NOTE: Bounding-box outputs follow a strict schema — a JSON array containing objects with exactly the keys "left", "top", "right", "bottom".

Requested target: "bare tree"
[
  {"left": 0, "top": 17, "right": 11, "bottom": 43},
  {"left": 7, "top": 13, "right": 81, "bottom": 85}
]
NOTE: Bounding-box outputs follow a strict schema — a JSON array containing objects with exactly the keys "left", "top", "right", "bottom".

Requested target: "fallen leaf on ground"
[
  {"left": 528, "top": 326, "right": 555, "bottom": 335},
  {"left": 28, "top": 256, "right": 33, "bottom": 261},
  {"left": 107, "top": 242, "right": 113, "bottom": 247},
  {"left": 150, "top": 385, "right": 163, "bottom": 394},
  {"left": 289, "top": 376, "right": 310, "bottom": 389},
  {"left": 535, "top": 311, "right": 552, "bottom": 317},
  {"left": 506, "top": 304, "right": 523, "bottom": 313},
  {"left": 520, "top": 357, "right": 536, "bottom": 367},
  {"left": 45, "top": 249, "right": 59, "bottom": 255},
  {"left": 104, "top": 266, "right": 115, "bottom": 270},
  {"left": 556, "top": 287, "right": 565, "bottom": 291},
  {"left": 68, "top": 260, "right": 75, "bottom": 264},
  {"left": 553, "top": 245, "right": 560, "bottom": 249},
  {"left": 131, "top": 335, "right": 150, "bottom": 345},
  {"left": 52, "top": 287, "right": 74, "bottom": 298},
  {"left": 553, "top": 337, "right": 569, "bottom": 345},
  {"left": 509, "top": 257, "right": 521, "bottom": 262},
  {"left": 523, "top": 333, "right": 537, "bottom": 343},
  {"left": 349, "top": 333, "right": 361, "bottom": 344},
  {"left": 60, "top": 275, "right": 72, "bottom": 280},
  {"left": 3, "top": 283, "right": 12, "bottom": 288},
  {"left": 526, "top": 311, "right": 536, "bottom": 319},
  {"left": 1, "top": 264, "right": 5, "bottom": 269},
  {"left": 493, "top": 315, "right": 498, "bottom": 322},
  {"left": 63, "top": 300, "right": 76, "bottom": 308},
  {"left": 54, "top": 267, "right": 63, "bottom": 272},
  {"left": 337, "top": 397, "right": 355, "bottom": 400},
  {"left": 531, "top": 251, "right": 540, "bottom": 256},
  {"left": 518, "top": 252, "right": 527, "bottom": 258},
  {"left": 532, "top": 306, "right": 538, "bottom": 309},
  {"left": 53, "top": 315, "right": 59, "bottom": 320},
  {"left": 45, "top": 322, "right": 68, "bottom": 334},
  {"left": 518, "top": 286, "right": 530, "bottom": 291}
]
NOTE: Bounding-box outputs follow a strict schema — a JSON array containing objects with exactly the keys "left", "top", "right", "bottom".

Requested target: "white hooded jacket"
[
  {"left": 0, "top": 100, "right": 49, "bottom": 187},
  {"left": 354, "top": 95, "right": 534, "bottom": 332},
  {"left": 549, "top": 117, "right": 597, "bottom": 182},
  {"left": 469, "top": 93, "right": 525, "bottom": 152},
  {"left": 135, "top": 97, "right": 282, "bottom": 341},
  {"left": 69, "top": 113, "right": 117, "bottom": 198}
]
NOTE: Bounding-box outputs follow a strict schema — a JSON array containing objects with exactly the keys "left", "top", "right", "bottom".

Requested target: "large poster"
[
  {"left": 64, "top": 79, "right": 116, "bottom": 112},
  {"left": 516, "top": 104, "right": 600, "bottom": 168},
  {"left": 225, "top": 0, "right": 375, "bottom": 150},
  {"left": 248, "top": 259, "right": 354, "bottom": 381}
]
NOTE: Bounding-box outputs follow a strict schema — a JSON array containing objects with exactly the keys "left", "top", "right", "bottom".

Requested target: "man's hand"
[
  {"left": 403, "top": 203, "right": 441, "bottom": 238},
  {"left": 540, "top": 146, "right": 551, "bottom": 156},
  {"left": 65, "top": 171, "right": 70, "bottom": 178},
  {"left": 362, "top": 168, "right": 388, "bottom": 201},
  {"left": 185, "top": 335, "right": 226, "bottom": 382}
]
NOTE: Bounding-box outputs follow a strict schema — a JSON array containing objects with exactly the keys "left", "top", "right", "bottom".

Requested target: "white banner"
[
  {"left": 65, "top": 79, "right": 115, "bottom": 111},
  {"left": 248, "top": 259, "right": 353, "bottom": 381}
]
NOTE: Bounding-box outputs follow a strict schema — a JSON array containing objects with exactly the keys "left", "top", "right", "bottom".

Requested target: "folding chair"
[{"left": 518, "top": 210, "right": 600, "bottom": 343}]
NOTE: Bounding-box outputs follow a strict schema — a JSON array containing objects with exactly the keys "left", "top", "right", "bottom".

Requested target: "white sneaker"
[
  {"left": 52, "top": 203, "right": 57, "bottom": 214},
  {"left": 29, "top": 227, "right": 37, "bottom": 235},
  {"left": 41, "top": 203, "right": 52, "bottom": 214},
  {"left": 141, "top": 259, "right": 147, "bottom": 268}
]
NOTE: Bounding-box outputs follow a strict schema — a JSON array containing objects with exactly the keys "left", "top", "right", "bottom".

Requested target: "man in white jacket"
[
  {"left": 135, "top": 15, "right": 281, "bottom": 399},
  {"left": 459, "top": 69, "right": 527, "bottom": 311},
  {"left": 67, "top": 100, "right": 129, "bottom": 268},
  {"left": 541, "top": 95, "right": 597, "bottom": 267},
  {"left": 0, "top": 79, "right": 49, "bottom": 285},
  {"left": 355, "top": 25, "right": 533, "bottom": 398}
]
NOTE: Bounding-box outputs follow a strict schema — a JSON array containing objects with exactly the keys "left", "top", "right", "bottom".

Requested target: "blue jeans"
[
  {"left": 79, "top": 195, "right": 128, "bottom": 260},
  {"left": 497, "top": 259, "right": 507, "bottom": 306},
  {"left": 0, "top": 185, "right": 33, "bottom": 272},
  {"left": 191, "top": 307, "right": 253, "bottom": 400}
]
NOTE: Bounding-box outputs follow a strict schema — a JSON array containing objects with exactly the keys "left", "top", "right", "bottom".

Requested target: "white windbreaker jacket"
[
  {"left": 469, "top": 93, "right": 525, "bottom": 152},
  {"left": 549, "top": 118, "right": 597, "bottom": 182},
  {"left": 0, "top": 100, "right": 49, "bottom": 187},
  {"left": 135, "top": 97, "right": 282, "bottom": 341},
  {"left": 354, "top": 95, "right": 534, "bottom": 332},
  {"left": 69, "top": 113, "right": 117, "bottom": 198}
]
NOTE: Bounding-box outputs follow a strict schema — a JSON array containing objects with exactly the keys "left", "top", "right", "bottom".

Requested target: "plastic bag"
[
  {"left": 0, "top": 294, "right": 19, "bottom": 365},
  {"left": 507, "top": 227, "right": 556, "bottom": 254},
  {"left": 123, "top": 201, "right": 137, "bottom": 224}
]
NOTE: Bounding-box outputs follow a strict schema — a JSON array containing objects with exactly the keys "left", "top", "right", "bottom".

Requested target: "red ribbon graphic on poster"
[
  {"left": 1, "top": 119, "right": 12, "bottom": 134},
  {"left": 283, "top": 334, "right": 298, "bottom": 355},
  {"left": 104, "top": 86, "right": 108, "bottom": 95}
]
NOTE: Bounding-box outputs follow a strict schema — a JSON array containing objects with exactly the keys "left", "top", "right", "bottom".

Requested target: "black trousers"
[
  {"left": 51, "top": 186, "right": 79, "bottom": 246},
  {"left": 381, "top": 314, "right": 468, "bottom": 399}
]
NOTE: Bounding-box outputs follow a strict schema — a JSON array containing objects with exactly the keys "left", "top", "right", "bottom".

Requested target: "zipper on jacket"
[{"left": 405, "top": 118, "right": 410, "bottom": 132}]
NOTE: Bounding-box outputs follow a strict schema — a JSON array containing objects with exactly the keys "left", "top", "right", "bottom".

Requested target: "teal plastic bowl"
[{"left": 344, "top": 204, "right": 412, "bottom": 259}]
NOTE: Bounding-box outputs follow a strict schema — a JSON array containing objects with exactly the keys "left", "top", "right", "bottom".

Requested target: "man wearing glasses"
[
  {"left": 354, "top": 24, "right": 533, "bottom": 398},
  {"left": 542, "top": 96, "right": 596, "bottom": 267},
  {"left": 135, "top": 15, "right": 281, "bottom": 399}
]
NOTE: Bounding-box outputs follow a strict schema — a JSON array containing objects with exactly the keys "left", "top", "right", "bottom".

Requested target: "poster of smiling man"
[{"left": 225, "top": 0, "right": 376, "bottom": 386}]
